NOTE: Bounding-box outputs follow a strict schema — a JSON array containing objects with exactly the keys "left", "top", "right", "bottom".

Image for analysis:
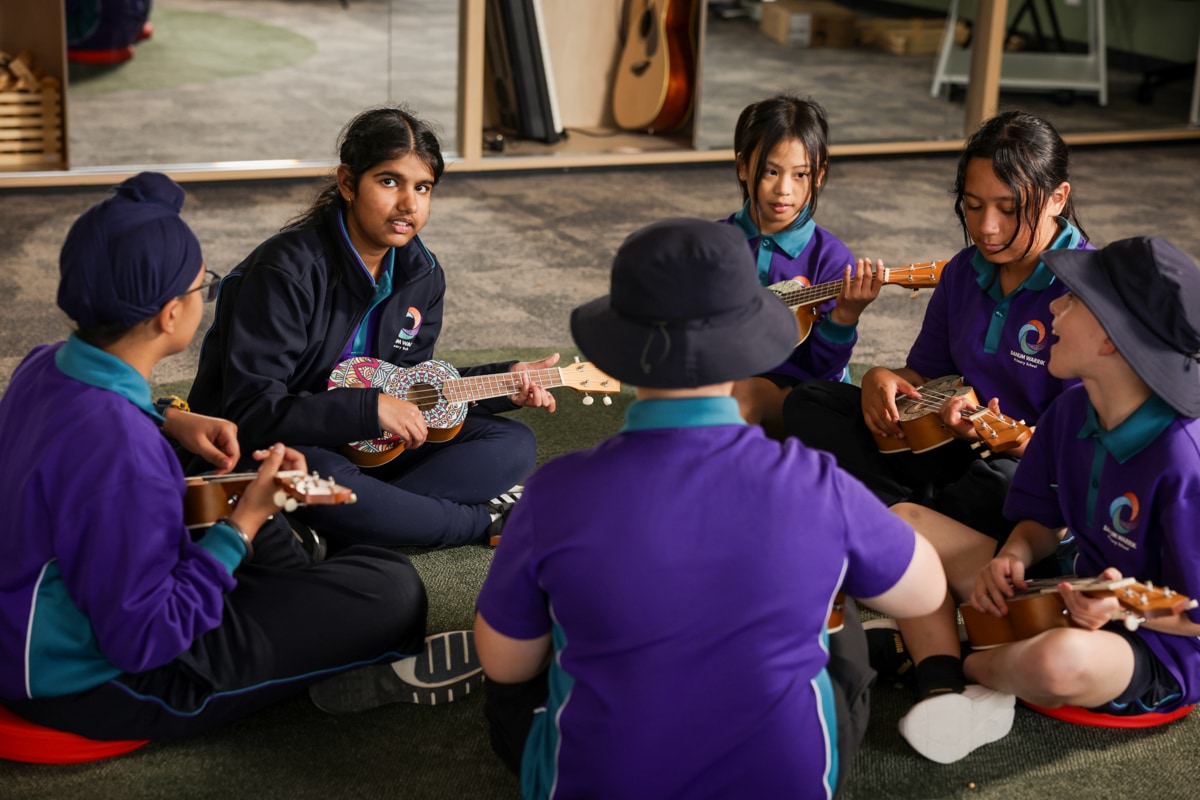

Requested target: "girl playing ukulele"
[
  {"left": 188, "top": 107, "right": 557, "bottom": 548},
  {"left": 720, "top": 95, "right": 883, "bottom": 436},
  {"left": 784, "top": 111, "right": 1092, "bottom": 541}
]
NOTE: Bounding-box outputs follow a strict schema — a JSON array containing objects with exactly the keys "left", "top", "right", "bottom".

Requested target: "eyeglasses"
[{"left": 180, "top": 269, "right": 221, "bottom": 303}]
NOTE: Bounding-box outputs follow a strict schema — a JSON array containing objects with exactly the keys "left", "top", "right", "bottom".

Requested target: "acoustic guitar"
[
  {"left": 960, "top": 577, "right": 1197, "bottom": 649},
  {"left": 329, "top": 356, "right": 621, "bottom": 468},
  {"left": 184, "top": 471, "right": 357, "bottom": 529},
  {"left": 612, "top": 0, "right": 697, "bottom": 132},
  {"left": 767, "top": 259, "right": 946, "bottom": 345},
  {"left": 872, "top": 374, "right": 1032, "bottom": 456}
]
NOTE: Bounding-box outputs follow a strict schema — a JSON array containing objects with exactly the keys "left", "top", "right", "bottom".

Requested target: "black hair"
[
  {"left": 284, "top": 105, "right": 445, "bottom": 233},
  {"left": 75, "top": 322, "right": 134, "bottom": 349},
  {"left": 733, "top": 95, "right": 829, "bottom": 231},
  {"left": 953, "top": 110, "right": 1088, "bottom": 259}
]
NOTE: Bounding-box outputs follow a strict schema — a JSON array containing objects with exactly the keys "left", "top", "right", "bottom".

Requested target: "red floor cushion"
[
  {"left": 0, "top": 705, "right": 147, "bottom": 764},
  {"left": 1022, "top": 699, "right": 1195, "bottom": 729}
]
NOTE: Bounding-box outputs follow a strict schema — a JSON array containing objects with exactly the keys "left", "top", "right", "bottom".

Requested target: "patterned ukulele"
[{"left": 329, "top": 356, "right": 621, "bottom": 468}]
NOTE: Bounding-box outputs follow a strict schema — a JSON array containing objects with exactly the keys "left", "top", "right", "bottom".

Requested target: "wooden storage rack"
[{"left": 0, "top": 86, "right": 64, "bottom": 169}]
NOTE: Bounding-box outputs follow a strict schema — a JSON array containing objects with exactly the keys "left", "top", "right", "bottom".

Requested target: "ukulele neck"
[{"left": 443, "top": 369, "right": 565, "bottom": 404}]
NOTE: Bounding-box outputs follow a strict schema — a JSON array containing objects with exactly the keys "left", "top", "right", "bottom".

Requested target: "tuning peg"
[
  {"left": 273, "top": 490, "right": 288, "bottom": 507},
  {"left": 1123, "top": 614, "right": 1144, "bottom": 632},
  {"left": 574, "top": 356, "right": 581, "bottom": 364},
  {"left": 602, "top": 396, "right": 612, "bottom": 406},
  {"left": 583, "top": 394, "right": 594, "bottom": 406}
]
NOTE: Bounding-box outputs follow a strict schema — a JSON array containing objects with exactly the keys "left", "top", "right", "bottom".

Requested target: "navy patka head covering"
[{"left": 58, "top": 172, "right": 203, "bottom": 328}]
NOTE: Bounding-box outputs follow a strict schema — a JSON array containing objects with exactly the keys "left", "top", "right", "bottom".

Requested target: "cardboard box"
[
  {"left": 856, "top": 18, "right": 963, "bottom": 57},
  {"left": 761, "top": 1, "right": 856, "bottom": 49}
]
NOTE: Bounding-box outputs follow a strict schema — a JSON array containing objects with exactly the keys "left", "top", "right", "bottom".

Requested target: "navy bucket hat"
[
  {"left": 1043, "top": 236, "right": 1200, "bottom": 418},
  {"left": 570, "top": 218, "right": 800, "bottom": 388}
]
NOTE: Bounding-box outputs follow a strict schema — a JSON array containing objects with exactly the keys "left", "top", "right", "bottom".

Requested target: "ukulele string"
[
  {"left": 368, "top": 367, "right": 609, "bottom": 405},
  {"left": 773, "top": 262, "right": 938, "bottom": 306}
]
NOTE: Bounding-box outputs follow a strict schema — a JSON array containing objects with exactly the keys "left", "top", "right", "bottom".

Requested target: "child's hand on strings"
[
  {"left": 861, "top": 367, "right": 922, "bottom": 439},
  {"left": 972, "top": 553, "right": 1030, "bottom": 617},
  {"left": 830, "top": 258, "right": 883, "bottom": 326},
  {"left": 378, "top": 395, "right": 429, "bottom": 449},
  {"left": 941, "top": 395, "right": 1003, "bottom": 441},
  {"left": 228, "top": 443, "right": 302, "bottom": 540},
  {"left": 509, "top": 353, "right": 560, "bottom": 412},
  {"left": 1058, "top": 567, "right": 1124, "bottom": 630},
  {"left": 162, "top": 410, "right": 240, "bottom": 474}
]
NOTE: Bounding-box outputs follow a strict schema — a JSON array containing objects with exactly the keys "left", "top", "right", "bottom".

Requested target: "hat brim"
[
  {"left": 570, "top": 288, "right": 801, "bottom": 389},
  {"left": 1044, "top": 248, "right": 1200, "bottom": 417}
]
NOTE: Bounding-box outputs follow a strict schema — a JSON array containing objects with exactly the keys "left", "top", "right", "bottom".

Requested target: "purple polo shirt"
[
  {"left": 477, "top": 396, "right": 916, "bottom": 799},
  {"left": 1006, "top": 385, "right": 1200, "bottom": 711},
  {"left": 906, "top": 222, "right": 1090, "bottom": 424},
  {"left": 721, "top": 204, "right": 858, "bottom": 382},
  {"left": 0, "top": 338, "right": 243, "bottom": 702}
]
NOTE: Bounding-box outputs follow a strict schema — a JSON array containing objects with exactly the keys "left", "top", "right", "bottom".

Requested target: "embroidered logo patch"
[
  {"left": 1109, "top": 493, "right": 1140, "bottom": 535},
  {"left": 1018, "top": 319, "right": 1048, "bottom": 355},
  {"left": 396, "top": 307, "right": 423, "bottom": 341}
]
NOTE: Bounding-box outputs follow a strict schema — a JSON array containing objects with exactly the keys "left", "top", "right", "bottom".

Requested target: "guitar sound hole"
[{"left": 408, "top": 382, "right": 441, "bottom": 412}]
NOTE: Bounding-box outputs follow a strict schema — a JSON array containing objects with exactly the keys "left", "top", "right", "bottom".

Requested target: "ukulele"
[
  {"left": 612, "top": 0, "right": 697, "bottom": 132},
  {"left": 329, "top": 356, "right": 621, "bottom": 468},
  {"left": 872, "top": 374, "right": 1032, "bottom": 456},
  {"left": 184, "top": 471, "right": 357, "bottom": 529},
  {"left": 767, "top": 259, "right": 946, "bottom": 345},
  {"left": 960, "top": 577, "right": 1198, "bottom": 649}
]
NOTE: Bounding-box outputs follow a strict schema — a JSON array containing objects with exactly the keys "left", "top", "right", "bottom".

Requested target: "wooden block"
[{"left": 0, "top": 87, "right": 63, "bottom": 169}]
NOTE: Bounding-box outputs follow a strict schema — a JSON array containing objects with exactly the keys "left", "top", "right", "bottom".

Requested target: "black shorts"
[
  {"left": 1087, "top": 622, "right": 1184, "bottom": 716},
  {"left": 754, "top": 371, "right": 801, "bottom": 389}
]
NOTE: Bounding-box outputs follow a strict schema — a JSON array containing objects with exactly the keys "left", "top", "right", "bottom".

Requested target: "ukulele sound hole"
[{"left": 408, "top": 382, "right": 441, "bottom": 412}]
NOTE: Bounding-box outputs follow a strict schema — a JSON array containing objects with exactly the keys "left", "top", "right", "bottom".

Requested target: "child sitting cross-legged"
[
  {"left": 473, "top": 218, "right": 948, "bottom": 798},
  {"left": 880, "top": 236, "right": 1200, "bottom": 764}
]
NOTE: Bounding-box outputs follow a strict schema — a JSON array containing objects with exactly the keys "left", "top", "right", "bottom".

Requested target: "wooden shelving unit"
[{"left": 0, "top": 0, "right": 68, "bottom": 170}]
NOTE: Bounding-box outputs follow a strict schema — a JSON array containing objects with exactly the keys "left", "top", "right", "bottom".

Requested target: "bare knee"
[{"left": 1020, "top": 629, "right": 1094, "bottom": 701}]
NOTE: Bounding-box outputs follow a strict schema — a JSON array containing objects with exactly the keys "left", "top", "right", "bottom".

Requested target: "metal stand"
[{"left": 931, "top": 0, "right": 1108, "bottom": 105}]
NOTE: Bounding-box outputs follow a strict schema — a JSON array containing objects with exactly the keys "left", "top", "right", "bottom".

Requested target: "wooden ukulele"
[
  {"left": 872, "top": 374, "right": 1032, "bottom": 456},
  {"left": 329, "top": 356, "right": 621, "bottom": 468},
  {"left": 960, "top": 577, "right": 1197, "bottom": 649},
  {"left": 612, "top": 0, "right": 697, "bottom": 132},
  {"left": 767, "top": 259, "right": 946, "bottom": 345},
  {"left": 184, "top": 471, "right": 357, "bottom": 529}
]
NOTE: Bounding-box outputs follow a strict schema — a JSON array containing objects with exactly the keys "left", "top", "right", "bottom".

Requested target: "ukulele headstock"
[
  {"left": 561, "top": 359, "right": 621, "bottom": 407},
  {"left": 969, "top": 411, "right": 1032, "bottom": 454},
  {"left": 273, "top": 472, "right": 357, "bottom": 510},
  {"left": 882, "top": 259, "right": 947, "bottom": 290},
  {"left": 1109, "top": 579, "right": 1198, "bottom": 625}
]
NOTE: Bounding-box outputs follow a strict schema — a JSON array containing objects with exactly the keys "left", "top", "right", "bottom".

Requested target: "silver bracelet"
[{"left": 215, "top": 516, "right": 254, "bottom": 562}]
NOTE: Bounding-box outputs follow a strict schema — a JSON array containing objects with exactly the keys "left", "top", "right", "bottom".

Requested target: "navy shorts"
[{"left": 1087, "top": 622, "right": 1184, "bottom": 716}]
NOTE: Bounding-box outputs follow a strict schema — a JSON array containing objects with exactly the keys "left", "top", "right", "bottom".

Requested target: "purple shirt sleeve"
[
  {"left": 832, "top": 464, "right": 918, "bottom": 599},
  {"left": 52, "top": 461, "right": 236, "bottom": 675},
  {"left": 476, "top": 497, "right": 552, "bottom": 640}
]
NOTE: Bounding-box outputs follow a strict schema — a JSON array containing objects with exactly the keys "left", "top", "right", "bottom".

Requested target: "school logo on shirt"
[
  {"left": 1009, "top": 318, "right": 1049, "bottom": 369},
  {"left": 1109, "top": 492, "right": 1140, "bottom": 535},
  {"left": 1018, "top": 320, "right": 1048, "bottom": 355},
  {"left": 393, "top": 306, "right": 423, "bottom": 348}
]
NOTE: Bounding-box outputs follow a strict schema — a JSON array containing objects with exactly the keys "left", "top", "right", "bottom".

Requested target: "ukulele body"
[
  {"left": 872, "top": 375, "right": 977, "bottom": 455},
  {"left": 330, "top": 357, "right": 468, "bottom": 468},
  {"left": 960, "top": 592, "right": 1072, "bottom": 649}
]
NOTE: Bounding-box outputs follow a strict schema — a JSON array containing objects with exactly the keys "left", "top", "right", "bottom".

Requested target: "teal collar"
[
  {"left": 971, "top": 218, "right": 1080, "bottom": 301},
  {"left": 54, "top": 334, "right": 161, "bottom": 422},
  {"left": 621, "top": 397, "right": 746, "bottom": 432},
  {"left": 733, "top": 200, "right": 815, "bottom": 260},
  {"left": 338, "top": 211, "right": 396, "bottom": 289},
  {"left": 1077, "top": 393, "right": 1177, "bottom": 464}
]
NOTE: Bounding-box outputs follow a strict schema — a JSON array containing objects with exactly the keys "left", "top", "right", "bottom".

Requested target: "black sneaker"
[
  {"left": 309, "top": 630, "right": 484, "bottom": 713},
  {"left": 484, "top": 485, "right": 523, "bottom": 546},
  {"left": 864, "top": 618, "right": 914, "bottom": 683}
]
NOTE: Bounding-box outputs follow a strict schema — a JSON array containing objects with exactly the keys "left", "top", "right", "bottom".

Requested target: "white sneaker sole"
[{"left": 899, "top": 685, "right": 1016, "bottom": 764}]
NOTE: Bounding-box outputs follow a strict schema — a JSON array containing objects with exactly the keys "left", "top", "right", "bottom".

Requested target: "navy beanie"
[{"left": 58, "top": 172, "right": 203, "bottom": 328}]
